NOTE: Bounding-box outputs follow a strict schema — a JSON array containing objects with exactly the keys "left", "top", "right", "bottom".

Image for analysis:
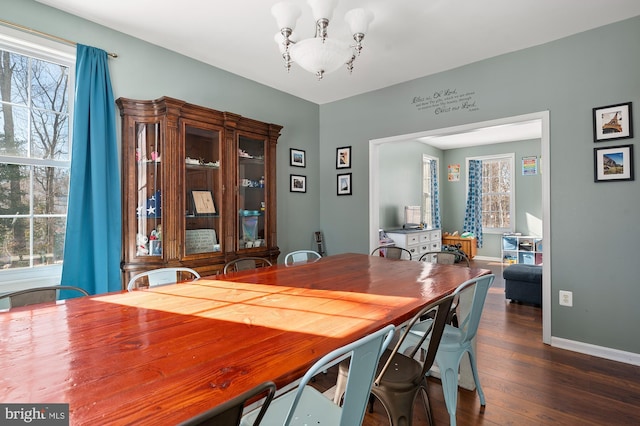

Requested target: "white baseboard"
[{"left": 551, "top": 336, "right": 640, "bottom": 366}]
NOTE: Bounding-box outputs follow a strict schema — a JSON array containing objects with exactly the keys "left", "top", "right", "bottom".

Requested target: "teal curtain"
[
  {"left": 430, "top": 159, "right": 441, "bottom": 228},
  {"left": 463, "top": 160, "right": 483, "bottom": 247},
  {"left": 60, "top": 45, "right": 121, "bottom": 296}
]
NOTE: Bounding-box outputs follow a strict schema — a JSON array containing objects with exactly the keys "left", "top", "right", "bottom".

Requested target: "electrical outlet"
[{"left": 559, "top": 290, "right": 573, "bottom": 307}]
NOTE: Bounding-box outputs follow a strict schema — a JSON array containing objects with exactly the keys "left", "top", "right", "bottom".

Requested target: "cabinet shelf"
[{"left": 185, "top": 163, "right": 220, "bottom": 170}]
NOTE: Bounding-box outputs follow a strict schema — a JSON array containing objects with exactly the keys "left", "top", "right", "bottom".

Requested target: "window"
[
  {"left": 0, "top": 27, "right": 74, "bottom": 286},
  {"left": 422, "top": 154, "right": 438, "bottom": 227},
  {"left": 473, "top": 154, "right": 514, "bottom": 233}
]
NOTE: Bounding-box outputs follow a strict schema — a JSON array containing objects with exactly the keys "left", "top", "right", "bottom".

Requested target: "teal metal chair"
[
  {"left": 401, "top": 274, "right": 495, "bottom": 426},
  {"left": 127, "top": 267, "right": 200, "bottom": 291},
  {"left": 283, "top": 250, "right": 321, "bottom": 266},
  {"left": 241, "top": 324, "right": 395, "bottom": 426}
]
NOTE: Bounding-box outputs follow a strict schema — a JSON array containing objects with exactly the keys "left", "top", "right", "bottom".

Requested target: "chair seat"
[
  {"left": 375, "top": 350, "right": 424, "bottom": 390},
  {"left": 242, "top": 383, "right": 342, "bottom": 425},
  {"left": 408, "top": 321, "right": 465, "bottom": 348}
]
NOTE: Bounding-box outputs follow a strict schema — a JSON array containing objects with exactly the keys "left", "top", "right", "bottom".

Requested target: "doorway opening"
[{"left": 368, "top": 112, "right": 550, "bottom": 343}]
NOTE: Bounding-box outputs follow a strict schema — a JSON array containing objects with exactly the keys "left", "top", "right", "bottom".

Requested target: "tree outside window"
[
  {"left": 0, "top": 47, "right": 71, "bottom": 270},
  {"left": 479, "top": 155, "right": 514, "bottom": 233}
]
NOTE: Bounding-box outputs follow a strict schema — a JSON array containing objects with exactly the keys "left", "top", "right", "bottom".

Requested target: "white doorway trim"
[{"left": 369, "top": 111, "right": 551, "bottom": 344}]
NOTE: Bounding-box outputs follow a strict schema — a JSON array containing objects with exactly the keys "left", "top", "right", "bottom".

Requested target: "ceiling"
[
  {"left": 418, "top": 119, "right": 542, "bottom": 150},
  {"left": 36, "top": 0, "right": 640, "bottom": 105}
]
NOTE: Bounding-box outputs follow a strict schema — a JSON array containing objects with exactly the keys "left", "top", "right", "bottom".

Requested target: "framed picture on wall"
[
  {"left": 336, "top": 146, "right": 351, "bottom": 169},
  {"left": 290, "top": 148, "right": 306, "bottom": 167},
  {"left": 593, "top": 144, "right": 634, "bottom": 182},
  {"left": 337, "top": 173, "right": 352, "bottom": 195},
  {"left": 593, "top": 102, "right": 633, "bottom": 142},
  {"left": 290, "top": 174, "right": 306, "bottom": 192}
]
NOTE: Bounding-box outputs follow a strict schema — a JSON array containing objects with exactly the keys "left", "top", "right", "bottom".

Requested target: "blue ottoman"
[{"left": 503, "top": 264, "right": 542, "bottom": 306}]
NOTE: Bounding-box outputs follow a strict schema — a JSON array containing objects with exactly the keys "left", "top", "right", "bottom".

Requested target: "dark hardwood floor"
[{"left": 313, "top": 260, "right": 640, "bottom": 425}]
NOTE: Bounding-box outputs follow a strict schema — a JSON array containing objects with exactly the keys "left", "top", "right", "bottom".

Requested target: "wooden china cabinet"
[{"left": 117, "top": 97, "right": 281, "bottom": 287}]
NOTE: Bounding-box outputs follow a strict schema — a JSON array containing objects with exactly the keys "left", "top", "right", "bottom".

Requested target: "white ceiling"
[
  {"left": 36, "top": 0, "right": 640, "bottom": 105},
  {"left": 418, "top": 119, "right": 542, "bottom": 149}
]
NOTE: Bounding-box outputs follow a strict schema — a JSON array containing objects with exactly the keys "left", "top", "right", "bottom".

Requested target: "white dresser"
[{"left": 386, "top": 228, "right": 442, "bottom": 261}]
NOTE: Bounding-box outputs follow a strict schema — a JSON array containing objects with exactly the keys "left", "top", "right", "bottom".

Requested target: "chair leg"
[
  {"left": 333, "top": 362, "right": 348, "bottom": 404},
  {"left": 371, "top": 388, "right": 417, "bottom": 426},
  {"left": 436, "top": 355, "right": 462, "bottom": 426},
  {"left": 418, "top": 380, "right": 434, "bottom": 426},
  {"left": 467, "top": 348, "right": 486, "bottom": 406}
]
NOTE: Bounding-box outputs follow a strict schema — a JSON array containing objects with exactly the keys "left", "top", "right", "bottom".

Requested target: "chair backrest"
[
  {"left": 178, "top": 381, "right": 276, "bottom": 426},
  {"left": 376, "top": 294, "right": 454, "bottom": 384},
  {"left": 450, "top": 274, "right": 495, "bottom": 343},
  {"left": 419, "top": 250, "right": 470, "bottom": 266},
  {"left": 223, "top": 257, "right": 273, "bottom": 274},
  {"left": 284, "top": 324, "right": 395, "bottom": 426},
  {"left": 371, "top": 246, "right": 412, "bottom": 260},
  {"left": 0, "top": 285, "right": 89, "bottom": 309},
  {"left": 283, "top": 250, "right": 321, "bottom": 265},
  {"left": 127, "top": 267, "right": 200, "bottom": 291}
]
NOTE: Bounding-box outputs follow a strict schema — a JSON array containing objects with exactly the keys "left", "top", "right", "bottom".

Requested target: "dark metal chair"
[
  {"left": 419, "top": 250, "right": 470, "bottom": 266},
  {"left": 0, "top": 285, "right": 89, "bottom": 309},
  {"left": 223, "top": 257, "right": 273, "bottom": 274},
  {"left": 334, "top": 293, "right": 455, "bottom": 425},
  {"left": 178, "top": 381, "right": 276, "bottom": 426},
  {"left": 370, "top": 246, "right": 413, "bottom": 260}
]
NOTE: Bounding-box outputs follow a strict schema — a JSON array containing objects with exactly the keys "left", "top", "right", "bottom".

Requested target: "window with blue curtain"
[{"left": 463, "top": 159, "right": 483, "bottom": 247}]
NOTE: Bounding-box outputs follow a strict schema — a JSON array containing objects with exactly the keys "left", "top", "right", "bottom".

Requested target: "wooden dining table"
[{"left": 0, "top": 253, "right": 490, "bottom": 425}]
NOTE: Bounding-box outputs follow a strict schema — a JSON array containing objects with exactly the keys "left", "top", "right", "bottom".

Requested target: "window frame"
[
  {"left": 422, "top": 154, "right": 439, "bottom": 228},
  {"left": 466, "top": 153, "right": 515, "bottom": 234},
  {"left": 0, "top": 26, "right": 75, "bottom": 292}
]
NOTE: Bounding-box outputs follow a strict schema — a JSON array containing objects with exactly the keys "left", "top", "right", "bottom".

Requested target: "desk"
[
  {"left": 0, "top": 253, "right": 489, "bottom": 425},
  {"left": 442, "top": 235, "right": 477, "bottom": 259}
]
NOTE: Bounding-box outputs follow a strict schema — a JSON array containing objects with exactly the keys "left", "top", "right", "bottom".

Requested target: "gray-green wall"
[
  {"left": 320, "top": 17, "right": 640, "bottom": 355},
  {"left": 6, "top": 0, "right": 639, "bottom": 357}
]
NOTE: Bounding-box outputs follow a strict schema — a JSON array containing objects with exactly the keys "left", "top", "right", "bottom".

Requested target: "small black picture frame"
[
  {"left": 337, "top": 173, "right": 352, "bottom": 196},
  {"left": 290, "top": 148, "right": 306, "bottom": 167},
  {"left": 290, "top": 174, "right": 306, "bottom": 193},
  {"left": 593, "top": 144, "right": 634, "bottom": 182},
  {"left": 336, "top": 146, "right": 351, "bottom": 169},
  {"left": 593, "top": 102, "right": 633, "bottom": 142}
]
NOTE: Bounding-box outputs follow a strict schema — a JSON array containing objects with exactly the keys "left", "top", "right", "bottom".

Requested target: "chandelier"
[{"left": 271, "top": 0, "right": 374, "bottom": 80}]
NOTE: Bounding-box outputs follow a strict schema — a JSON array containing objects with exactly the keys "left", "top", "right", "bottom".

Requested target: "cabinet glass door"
[
  {"left": 184, "top": 124, "right": 222, "bottom": 257},
  {"left": 135, "top": 122, "right": 163, "bottom": 257},
  {"left": 238, "top": 135, "right": 266, "bottom": 250}
]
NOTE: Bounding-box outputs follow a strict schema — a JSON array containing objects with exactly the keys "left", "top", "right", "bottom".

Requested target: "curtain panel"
[
  {"left": 60, "top": 45, "right": 121, "bottom": 296},
  {"left": 463, "top": 159, "right": 483, "bottom": 247}
]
